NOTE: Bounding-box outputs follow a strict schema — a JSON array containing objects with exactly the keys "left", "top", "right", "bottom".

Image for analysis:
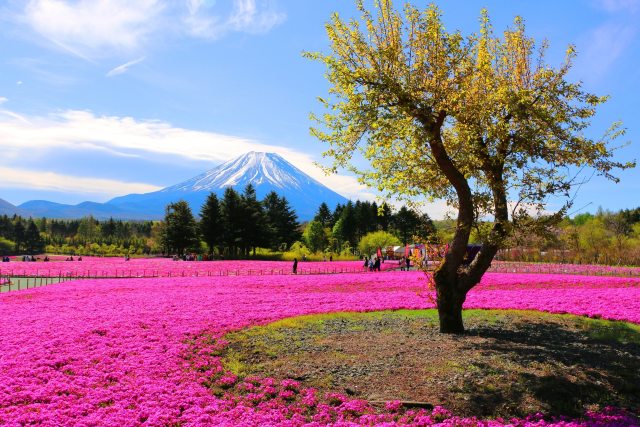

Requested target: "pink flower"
[
  {"left": 1, "top": 268, "right": 638, "bottom": 425},
  {"left": 216, "top": 373, "right": 237, "bottom": 387},
  {"left": 385, "top": 400, "right": 402, "bottom": 412},
  {"left": 278, "top": 389, "right": 296, "bottom": 401}
]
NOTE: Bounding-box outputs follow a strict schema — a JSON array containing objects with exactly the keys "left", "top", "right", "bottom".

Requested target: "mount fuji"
[{"left": 14, "top": 152, "right": 349, "bottom": 220}]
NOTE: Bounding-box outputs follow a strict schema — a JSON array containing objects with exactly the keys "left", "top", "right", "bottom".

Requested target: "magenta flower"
[{"left": 0, "top": 270, "right": 638, "bottom": 425}]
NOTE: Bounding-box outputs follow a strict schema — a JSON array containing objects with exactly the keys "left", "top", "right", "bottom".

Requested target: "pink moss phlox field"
[
  {"left": 488, "top": 261, "right": 640, "bottom": 277},
  {"left": 1, "top": 272, "right": 639, "bottom": 426},
  {"left": 6, "top": 257, "right": 640, "bottom": 280},
  {"left": 0, "top": 258, "right": 396, "bottom": 278},
  {"left": 458, "top": 273, "right": 640, "bottom": 324},
  {"left": 476, "top": 273, "right": 640, "bottom": 290}
]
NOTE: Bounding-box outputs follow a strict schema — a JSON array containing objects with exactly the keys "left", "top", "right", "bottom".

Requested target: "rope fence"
[
  {"left": 487, "top": 262, "right": 640, "bottom": 277},
  {"left": 0, "top": 266, "right": 390, "bottom": 279},
  {"left": 0, "top": 275, "right": 78, "bottom": 293},
  {"left": 0, "top": 265, "right": 400, "bottom": 293}
]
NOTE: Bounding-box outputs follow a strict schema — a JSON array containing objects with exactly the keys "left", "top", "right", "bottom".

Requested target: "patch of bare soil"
[{"left": 221, "top": 311, "right": 640, "bottom": 418}]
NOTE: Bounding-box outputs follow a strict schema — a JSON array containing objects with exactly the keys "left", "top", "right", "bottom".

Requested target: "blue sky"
[{"left": 0, "top": 0, "right": 638, "bottom": 218}]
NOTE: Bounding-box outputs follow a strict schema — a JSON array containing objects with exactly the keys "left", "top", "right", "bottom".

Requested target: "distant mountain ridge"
[
  {"left": 0, "top": 198, "right": 26, "bottom": 216},
  {"left": 9, "top": 152, "right": 349, "bottom": 220}
]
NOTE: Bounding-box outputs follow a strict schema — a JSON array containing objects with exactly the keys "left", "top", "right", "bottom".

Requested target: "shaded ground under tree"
[{"left": 216, "top": 310, "right": 640, "bottom": 419}]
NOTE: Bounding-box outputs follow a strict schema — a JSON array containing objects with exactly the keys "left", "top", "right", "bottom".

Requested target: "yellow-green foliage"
[
  {"left": 357, "top": 230, "right": 400, "bottom": 257},
  {"left": 305, "top": 0, "right": 633, "bottom": 269}
]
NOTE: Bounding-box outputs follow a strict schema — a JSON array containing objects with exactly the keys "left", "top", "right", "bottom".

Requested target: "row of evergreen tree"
[
  {"left": 160, "top": 184, "right": 300, "bottom": 256},
  {"left": 159, "top": 184, "right": 441, "bottom": 257}
]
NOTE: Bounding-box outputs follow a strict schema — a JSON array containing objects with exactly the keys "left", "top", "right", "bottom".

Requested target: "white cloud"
[
  {"left": 0, "top": 97, "right": 7, "bottom": 105},
  {"left": 227, "top": 0, "right": 286, "bottom": 33},
  {"left": 595, "top": 0, "right": 640, "bottom": 13},
  {"left": 21, "top": 0, "right": 163, "bottom": 58},
  {"left": 579, "top": 22, "right": 636, "bottom": 81},
  {"left": 0, "top": 109, "right": 372, "bottom": 202},
  {"left": 106, "top": 56, "right": 146, "bottom": 77},
  {"left": 0, "top": 166, "right": 161, "bottom": 196},
  {"left": 183, "top": 0, "right": 286, "bottom": 40},
  {"left": 17, "top": 0, "right": 285, "bottom": 59}
]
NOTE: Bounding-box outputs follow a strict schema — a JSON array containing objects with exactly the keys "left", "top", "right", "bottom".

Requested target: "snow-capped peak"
[{"left": 162, "top": 152, "right": 319, "bottom": 192}]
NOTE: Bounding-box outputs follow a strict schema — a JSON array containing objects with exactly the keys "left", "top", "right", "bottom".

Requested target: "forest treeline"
[
  {"left": 0, "top": 214, "right": 155, "bottom": 257},
  {"left": 2, "top": 187, "right": 640, "bottom": 265},
  {"left": 494, "top": 208, "right": 640, "bottom": 266}
]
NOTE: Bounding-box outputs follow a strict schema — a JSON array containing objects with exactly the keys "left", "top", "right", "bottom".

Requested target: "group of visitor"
[
  {"left": 172, "top": 253, "right": 215, "bottom": 261},
  {"left": 363, "top": 256, "right": 382, "bottom": 271},
  {"left": 2, "top": 255, "right": 47, "bottom": 262},
  {"left": 2, "top": 255, "right": 89, "bottom": 262}
]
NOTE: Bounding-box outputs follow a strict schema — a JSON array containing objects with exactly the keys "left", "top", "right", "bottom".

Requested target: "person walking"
[{"left": 293, "top": 258, "right": 298, "bottom": 275}]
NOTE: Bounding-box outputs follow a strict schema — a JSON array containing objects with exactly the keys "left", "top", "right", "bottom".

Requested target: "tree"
[
  {"left": 0, "top": 215, "right": 13, "bottom": 240},
  {"left": 377, "top": 202, "right": 392, "bottom": 231},
  {"left": 304, "top": 220, "right": 327, "bottom": 253},
  {"left": 332, "top": 203, "right": 344, "bottom": 226},
  {"left": 358, "top": 230, "right": 400, "bottom": 258},
  {"left": 354, "top": 200, "right": 378, "bottom": 239},
  {"left": 24, "top": 219, "right": 44, "bottom": 254},
  {"left": 12, "top": 221, "right": 25, "bottom": 253},
  {"left": 239, "top": 184, "right": 267, "bottom": 256},
  {"left": 200, "top": 193, "right": 223, "bottom": 254},
  {"left": 338, "top": 201, "right": 357, "bottom": 247},
  {"left": 263, "top": 191, "right": 300, "bottom": 251},
  {"left": 161, "top": 200, "right": 199, "bottom": 255},
  {"left": 308, "top": 1, "right": 633, "bottom": 333},
  {"left": 392, "top": 206, "right": 420, "bottom": 245},
  {"left": 77, "top": 216, "right": 100, "bottom": 244},
  {"left": 221, "top": 187, "right": 243, "bottom": 257},
  {"left": 331, "top": 218, "right": 346, "bottom": 253},
  {"left": 102, "top": 218, "right": 117, "bottom": 242},
  {"left": 605, "top": 212, "right": 632, "bottom": 257},
  {"left": 314, "top": 202, "right": 333, "bottom": 228},
  {"left": 0, "top": 237, "right": 15, "bottom": 255},
  {"left": 416, "top": 213, "right": 438, "bottom": 243},
  {"left": 578, "top": 217, "right": 609, "bottom": 264}
]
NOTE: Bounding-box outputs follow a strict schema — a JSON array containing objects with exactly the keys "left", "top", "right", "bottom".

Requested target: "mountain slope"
[
  {"left": 0, "top": 198, "right": 26, "bottom": 216},
  {"left": 108, "top": 152, "right": 349, "bottom": 220},
  {"left": 164, "top": 152, "right": 311, "bottom": 191},
  {"left": 12, "top": 152, "right": 349, "bottom": 220}
]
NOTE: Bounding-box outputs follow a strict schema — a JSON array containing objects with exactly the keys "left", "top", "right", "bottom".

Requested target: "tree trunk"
[{"left": 435, "top": 276, "right": 466, "bottom": 334}]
